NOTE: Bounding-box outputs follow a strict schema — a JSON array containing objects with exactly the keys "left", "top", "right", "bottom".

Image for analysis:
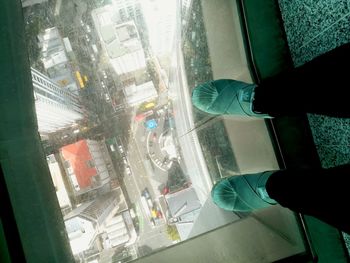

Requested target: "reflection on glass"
[{"left": 22, "top": 0, "right": 306, "bottom": 262}]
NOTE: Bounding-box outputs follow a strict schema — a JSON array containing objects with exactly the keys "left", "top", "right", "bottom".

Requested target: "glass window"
[{"left": 20, "top": 0, "right": 308, "bottom": 262}]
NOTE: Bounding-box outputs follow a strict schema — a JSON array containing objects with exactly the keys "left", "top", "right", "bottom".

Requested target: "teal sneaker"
[
  {"left": 191, "top": 79, "right": 271, "bottom": 118},
  {"left": 211, "top": 171, "right": 277, "bottom": 212}
]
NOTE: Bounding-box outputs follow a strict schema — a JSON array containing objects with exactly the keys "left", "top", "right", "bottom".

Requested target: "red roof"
[{"left": 61, "top": 140, "right": 97, "bottom": 189}]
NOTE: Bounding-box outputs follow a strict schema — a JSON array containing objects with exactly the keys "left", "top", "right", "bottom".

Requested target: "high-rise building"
[
  {"left": 64, "top": 188, "right": 130, "bottom": 255},
  {"left": 111, "top": 0, "right": 149, "bottom": 65},
  {"left": 91, "top": 7, "right": 146, "bottom": 77},
  {"left": 112, "top": 0, "right": 142, "bottom": 22},
  {"left": 37, "top": 27, "right": 79, "bottom": 93},
  {"left": 46, "top": 154, "right": 72, "bottom": 215},
  {"left": 31, "top": 68, "right": 83, "bottom": 134},
  {"left": 140, "top": 0, "right": 177, "bottom": 56},
  {"left": 123, "top": 81, "right": 158, "bottom": 107},
  {"left": 38, "top": 27, "right": 68, "bottom": 70}
]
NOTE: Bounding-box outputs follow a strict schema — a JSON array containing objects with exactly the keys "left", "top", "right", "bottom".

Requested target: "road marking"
[
  {"left": 146, "top": 131, "right": 167, "bottom": 171},
  {"left": 158, "top": 129, "right": 168, "bottom": 145}
]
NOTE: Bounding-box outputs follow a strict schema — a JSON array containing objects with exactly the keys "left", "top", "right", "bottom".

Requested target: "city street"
[
  {"left": 58, "top": 0, "right": 176, "bottom": 252},
  {"left": 55, "top": 0, "right": 175, "bottom": 253},
  {"left": 121, "top": 134, "right": 172, "bottom": 250}
]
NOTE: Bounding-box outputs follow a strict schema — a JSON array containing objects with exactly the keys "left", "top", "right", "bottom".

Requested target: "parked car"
[
  {"left": 125, "top": 166, "right": 131, "bottom": 176},
  {"left": 142, "top": 187, "right": 151, "bottom": 199},
  {"left": 118, "top": 145, "right": 124, "bottom": 154},
  {"left": 122, "top": 156, "right": 128, "bottom": 165}
]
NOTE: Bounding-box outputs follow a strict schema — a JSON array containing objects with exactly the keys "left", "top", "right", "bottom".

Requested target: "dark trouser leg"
[
  {"left": 266, "top": 164, "right": 350, "bottom": 234},
  {"left": 253, "top": 43, "right": 350, "bottom": 118}
]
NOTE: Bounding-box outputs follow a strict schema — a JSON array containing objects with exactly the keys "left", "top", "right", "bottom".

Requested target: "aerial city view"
[
  {"left": 21, "top": 0, "right": 234, "bottom": 262},
  {"left": 6, "top": 0, "right": 345, "bottom": 261}
]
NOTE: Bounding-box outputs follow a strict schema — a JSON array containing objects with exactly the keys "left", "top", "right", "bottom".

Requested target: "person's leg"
[
  {"left": 266, "top": 164, "right": 350, "bottom": 234},
  {"left": 211, "top": 171, "right": 277, "bottom": 212},
  {"left": 192, "top": 43, "right": 350, "bottom": 118},
  {"left": 191, "top": 79, "right": 270, "bottom": 118},
  {"left": 211, "top": 164, "right": 350, "bottom": 233},
  {"left": 254, "top": 43, "right": 350, "bottom": 117}
]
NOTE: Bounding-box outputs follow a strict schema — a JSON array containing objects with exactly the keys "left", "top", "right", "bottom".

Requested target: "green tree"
[{"left": 166, "top": 225, "right": 180, "bottom": 241}]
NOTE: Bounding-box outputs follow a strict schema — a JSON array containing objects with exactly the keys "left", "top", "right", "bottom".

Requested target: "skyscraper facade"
[{"left": 31, "top": 67, "right": 84, "bottom": 134}]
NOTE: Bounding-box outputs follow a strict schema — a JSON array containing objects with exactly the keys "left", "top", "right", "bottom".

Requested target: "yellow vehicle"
[
  {"left": 138, "top": 101, "right": 156, "bottom": 113},
  {"left": 144, "top": 101, "right": 156, "bottom": 109}
]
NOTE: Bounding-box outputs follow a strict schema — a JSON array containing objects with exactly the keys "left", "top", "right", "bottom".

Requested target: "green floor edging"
[
  {"left": 304, "top": 216, "right": 349, "bottom": 263},
  {"left": 0, "top": 0, "right": 74, "bottom": 262}
]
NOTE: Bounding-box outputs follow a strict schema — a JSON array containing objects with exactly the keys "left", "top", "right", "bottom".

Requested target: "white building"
[
  {"left": 64, "top": 202, "right": 98, "bottom": 255},
  {"left": 31, "top": 68, "right": 83, "bottom": 134},
  {"left": 86, "top": 140, "right": 111, "bottom": 187},
  {"left": 64, "top": 188, "right": 129, "bottom": 255},
  {"left": 140, "top": 0, "right": 177, "bottom": 56},
  {"left": 123, "top": 81, "right": 158, "bottom": 107},
  {"left": 112, "top": 0, "right": 142, "bottom": 22},
  {"left": 46, "top": 154, "right": 72, "bottom": 215},
  {"left": 91, "top": 7, "right": 146, "bottom": 76},
  {"left": 38, "top": 27, "right": 79, "bottom": 93},
  {"left": 38, "top": 27, "right": 68, "bottom": 69},
  {"left": 165, "top": 187, "right": 201, "bottom": 241},
  {"left": 102, "top": 214, "right": 129, "bottom": 248},
  {"left": 42, "top": 50, "right": 68, "bottom": 69}
]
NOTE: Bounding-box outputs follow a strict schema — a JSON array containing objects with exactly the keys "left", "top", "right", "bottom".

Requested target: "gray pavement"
[{"left": 122, "top": 134, "right": 171, "bottom": 249}]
